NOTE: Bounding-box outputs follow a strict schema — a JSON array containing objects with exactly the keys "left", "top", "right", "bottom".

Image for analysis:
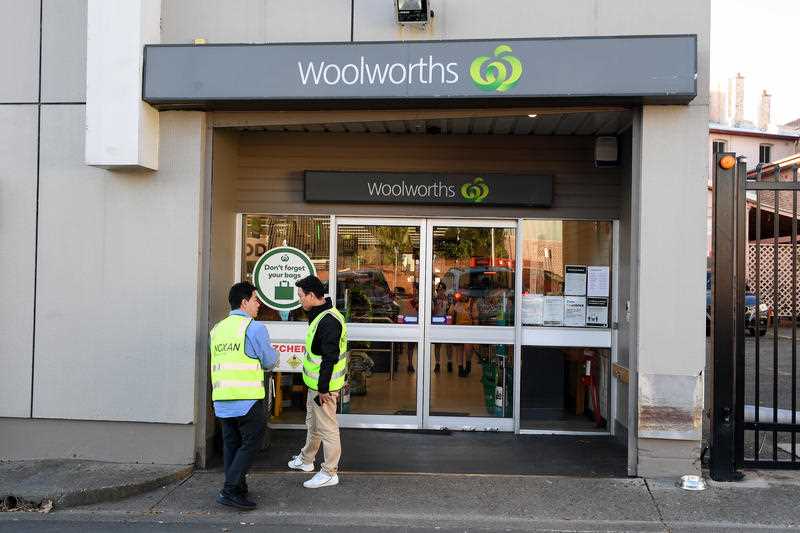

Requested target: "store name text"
[{"left": 298, "top": 56, "right": 459, "bottom": 86}]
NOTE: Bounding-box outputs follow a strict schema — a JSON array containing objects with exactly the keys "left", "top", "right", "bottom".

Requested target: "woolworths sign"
[
  {"left": 143, "top": 36, "right": 697, "bottom": 104},
  {"left": 304, "top": 171, "right": 553, "bottom": 207}
]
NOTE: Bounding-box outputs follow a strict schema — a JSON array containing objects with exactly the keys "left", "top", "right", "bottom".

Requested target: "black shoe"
[
  {"left": 407, "top": 364, "right": 415, "bottom": 374},
  {"left": 236, "top": 482, "right": 248, "bottom": 496},
  {"left": 434, "top": 363, "right": 441, "bottom": 373},
  {"left": 216, "top": 491, "right": 256, "bottom": 510},
  {"left": 447, "top": 362, "right": 453, "bottom": 373},
  {"left": 465, "top": 360, "right": 472, "bottom": 375}
]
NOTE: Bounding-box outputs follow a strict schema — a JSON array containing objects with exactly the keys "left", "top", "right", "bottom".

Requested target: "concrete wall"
[
  {"left": 635, "top": 104, "right": 709, "bottom": 476},
  {"left": 0, "top": 106, "right": 37, "bottom": 418},
  {"left": 0, "top": 0, "right": 207, "bottom": 464},
  {"left": 0, "top": 0, "right": 42, "bottom": 418},
  {"left": 34, "top": 107, "right": 205, "bottom": 424},
  {"left": 41, "top": 0, "right": 86, "bottom": 102},
  {"left": 162, "top": 0, "right": 351, "bottom": 43}
]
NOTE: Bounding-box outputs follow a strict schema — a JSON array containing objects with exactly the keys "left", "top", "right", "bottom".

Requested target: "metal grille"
[
  {"left": 711, "top": 155, "right": 800, "bottom": 480},
  {"left": 740, "top": 163, "right": 800, "bottom": 469}
]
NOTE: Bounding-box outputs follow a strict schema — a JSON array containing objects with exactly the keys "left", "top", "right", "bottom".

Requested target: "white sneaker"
[
  {"left": 303, "top": 470, "right": 339, "bottom": 489},
  {"left": 287, "top": 455, "right": 314, "bottom": 472}
]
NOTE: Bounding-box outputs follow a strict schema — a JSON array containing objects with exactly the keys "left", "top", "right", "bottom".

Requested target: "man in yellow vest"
[
  {"left": 210, "top": 282, "right": 277, "bottom": 510},
  {"left": 287, "top": 275, "right": 347, "bottom": 488}
]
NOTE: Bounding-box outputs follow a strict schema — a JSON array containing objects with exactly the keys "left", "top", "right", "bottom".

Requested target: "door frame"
[
  {"left": 422, "top": 218, "right": 518, "bottom": 430},
  {"left": 334, "top": 216, "right": 428, "bottom": 429},
  {"left": 235, "top": 213, "right": 617, "bottom": 435}
]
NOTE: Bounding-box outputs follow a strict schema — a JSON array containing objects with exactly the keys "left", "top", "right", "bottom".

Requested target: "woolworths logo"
[
  {"left": 470, "top": 45, "right": 523, "bottom": 92},
  {"left": 460, "top": 177, "right": 490, "bottom": 203},
  {"left": 364, "top": 176, "right": 490, "bottom": 203}
]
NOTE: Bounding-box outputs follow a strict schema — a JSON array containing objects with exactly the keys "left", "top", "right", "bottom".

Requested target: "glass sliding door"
[
  {"left": 423, "top": 220, "right": 516, "bottom": 430},
  {"left": 334, "top": 218, "right": 425, "bottom": 428}
]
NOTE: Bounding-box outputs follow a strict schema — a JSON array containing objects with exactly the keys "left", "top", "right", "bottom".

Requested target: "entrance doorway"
[{"left": 334, "top": 218, "right": 516, "bottom": 431}]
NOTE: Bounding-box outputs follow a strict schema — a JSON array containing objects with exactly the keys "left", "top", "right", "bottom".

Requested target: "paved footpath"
[{"left": 3, "top": 469, "right": 800, "bottom": 532}]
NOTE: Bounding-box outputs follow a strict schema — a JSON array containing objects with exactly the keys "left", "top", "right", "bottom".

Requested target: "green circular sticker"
[{"left": 253, "top": 246, "right": 316, "bottom": 310}]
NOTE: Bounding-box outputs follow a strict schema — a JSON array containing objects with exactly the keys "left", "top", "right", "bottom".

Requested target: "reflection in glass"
[
  {"left": 340, "top": 341, "right": 417, "bottom": 416},
  {"left": 431, "top": 226, "right": 515, "bottom": 326},
  {"left": 520, "top": 346, "right": 610, "bottom": 432},
  {"left": 336, "top": 225, "right": 420, "bottom": 324},
  {"left": 242, "top": 215, "right": 330, "bottom": 322},
  {"left": 521, "top": 220, "right": 612, "bottom": 297},
  {"left": 269, "top": 341, "right": 418, "bottom": 423},
  {"left": 429, "top": 343, "right": 513, "bottom": 418}
]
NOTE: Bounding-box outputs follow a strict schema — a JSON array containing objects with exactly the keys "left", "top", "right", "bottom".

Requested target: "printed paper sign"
[
  {"left": 253, "top": 246, "right": 316, "bottom": 311},
  {"left": 586, "top": 297, "right": 609, "bottom": 328},
  {"left": 522, "top": 294, "right": 544, "bottom": 325},
  {"left": 565, "top": 266, "right": 588, "bottom": 296},
  {"left": 543, "top": 296, "right": 565, "bottom": 326},
  {"left": 587, "top": 266, "right": 610, "bottom": 297},
  {"left": 564, "top": 296, "right": 587, "bottom": 327}
]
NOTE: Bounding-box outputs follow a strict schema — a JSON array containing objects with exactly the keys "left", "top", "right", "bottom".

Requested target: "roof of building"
[
  {"left": 709, "top": 122, "right": 800, "bottom": 141},
  {"left": 783, "top": 117, "right": 800, "bottom": 130},
  {"left": 746, "top": 153, "right": 800, "bottom": 179}
]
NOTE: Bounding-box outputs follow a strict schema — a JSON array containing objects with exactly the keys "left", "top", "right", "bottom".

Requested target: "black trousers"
[{"left": 220, "top": 400, "right": 266, "bottom": 495}]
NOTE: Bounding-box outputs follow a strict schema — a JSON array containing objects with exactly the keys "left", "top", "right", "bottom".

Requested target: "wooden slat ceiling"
[{"left": 235, "top": 111, "right": 632, "bottom": 136}]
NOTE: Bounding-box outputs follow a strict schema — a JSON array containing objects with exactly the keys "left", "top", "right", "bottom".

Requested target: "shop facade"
[{"left": 0, "top": 1, "right": 709, "bottom": 478}]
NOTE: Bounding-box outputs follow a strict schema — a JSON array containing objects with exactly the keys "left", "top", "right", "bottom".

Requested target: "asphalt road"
[{"left": 741, "top": 331, "right": 800, "bottom": 461}]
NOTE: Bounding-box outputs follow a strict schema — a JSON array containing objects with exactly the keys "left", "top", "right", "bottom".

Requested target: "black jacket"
[{"left": 306, "top": 298, "right": 343, "bottom": 393}]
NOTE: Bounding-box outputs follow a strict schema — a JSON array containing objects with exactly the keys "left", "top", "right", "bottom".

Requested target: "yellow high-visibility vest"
[
  {"left": 303, "top": 308, "right": 348, "bottom": 392},
  {"left": 209, "top": 315, "right": 265, "bottom": 401}
]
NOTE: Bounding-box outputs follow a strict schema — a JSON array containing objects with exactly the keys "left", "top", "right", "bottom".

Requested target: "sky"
[{"left": 711, "top": 0, "right": 800, "bottom": 126}]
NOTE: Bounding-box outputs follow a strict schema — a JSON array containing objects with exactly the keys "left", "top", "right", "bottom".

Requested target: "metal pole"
[
  {"left": 735, "top": 157, "right": 747, "bottom": 468},
  {"left": 711, "top": 152, "right": 743, "bottom": 481}
]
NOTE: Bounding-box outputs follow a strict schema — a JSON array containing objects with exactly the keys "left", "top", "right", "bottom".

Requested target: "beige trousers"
[{"left": 300, "top": 389, "right": 341, "bottom": 474}]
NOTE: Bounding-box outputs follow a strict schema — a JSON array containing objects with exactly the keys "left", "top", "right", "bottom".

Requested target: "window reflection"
[
  {"left": 336, "top": 225, "right": 420, "bottom": 324},
  {"left": 429, "top": 343, "right": 513, "bottom": 418},
  {"left": 431, "top": 226, "right": 515, "bottom": 326}
]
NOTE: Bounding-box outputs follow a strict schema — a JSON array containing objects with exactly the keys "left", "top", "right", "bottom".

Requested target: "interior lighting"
[{"left": 527, "top": 114, "right": 538, "bottom": 118}]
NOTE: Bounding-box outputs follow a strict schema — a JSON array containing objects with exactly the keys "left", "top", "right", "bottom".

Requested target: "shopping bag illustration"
[{"left": 274, "top": 280, "right": 294, "bottom": 300}]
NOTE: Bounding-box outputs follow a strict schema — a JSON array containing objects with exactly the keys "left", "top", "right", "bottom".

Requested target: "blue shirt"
[{"left": 213, "top": 310, "right": 278, "bottom": 418}]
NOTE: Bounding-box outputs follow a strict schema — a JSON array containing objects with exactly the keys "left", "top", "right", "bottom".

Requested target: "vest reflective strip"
[
  {"left": 305, "top": 352, "right": 346, "bottom": 365},
  {"left": 303, "top": 366, "right": 347, "bottom": 382},
  {"left": 212, "top": 379, "right": 264, "bottom": 390},
  {"left": 212, "top": 362, "right": 261, "bottom": 372}
]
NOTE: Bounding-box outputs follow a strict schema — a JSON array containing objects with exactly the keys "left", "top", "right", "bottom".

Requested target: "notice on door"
[
  {"left": 253, "top": 246, "right": 316, "bottom": 311},
  {"left": 587, "top": 266, "right": 610, "bottom": 297},
  {"left": 522, "top": 294, "right": 545, "bottom": 325},
  {"left": 543, "top": 296, "right": 565, "bottom": 326},
  {"left": 564, "top": 296, "right": 587, "bottom": 327},
  {"left": 564, "top": 266, "right": 588, "bottom": 296},
  {"left": 586, "top": 297, "right": 609, "bottom": 328}
]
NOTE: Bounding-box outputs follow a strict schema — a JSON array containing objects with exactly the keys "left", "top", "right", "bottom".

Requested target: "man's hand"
[{"left": 318, "top": 392, "right": 334, "bottom": 405}]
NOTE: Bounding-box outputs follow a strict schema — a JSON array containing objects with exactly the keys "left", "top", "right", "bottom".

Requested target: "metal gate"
[{"left": 711, "top": 152, "right": 800, "bottom": 480}]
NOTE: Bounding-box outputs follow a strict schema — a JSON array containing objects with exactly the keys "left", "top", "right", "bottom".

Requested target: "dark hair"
[
  {"left": 295, "top": 275, "right": 325, "bottom": 299},
  {"left": 229, "top": 282, "right": 257, "bottom": 310}
]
